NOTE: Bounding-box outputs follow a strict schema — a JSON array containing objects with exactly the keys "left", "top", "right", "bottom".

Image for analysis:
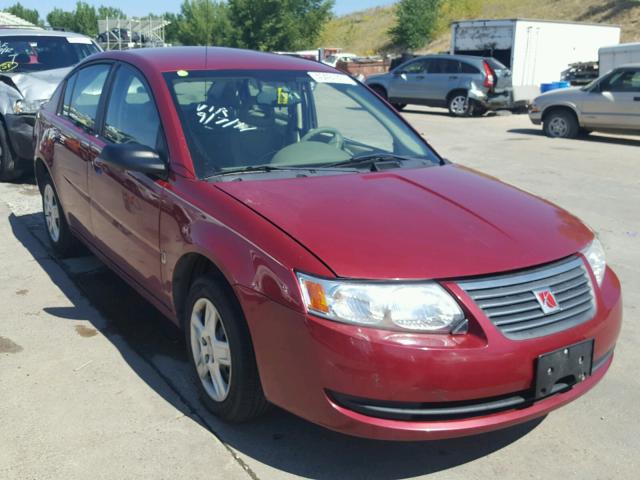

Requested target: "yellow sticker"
[
  {"left": 277, "top": 87, "right": 289, "bottom": 105},
  {"left": 176, "top": 69, "right": 189, "bottom": 77},
  {"left": 0, "top": 61, "right": 18, "bottom": 73}
]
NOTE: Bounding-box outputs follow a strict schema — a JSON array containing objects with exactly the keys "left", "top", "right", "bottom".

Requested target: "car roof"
[
  {"left": 415, "top": 54, "right": 487, "bottom": 63},
  {"left": 89, "top": 47, "right": 337, "bottom": 73},
  {"left": 0, "top": 28, "right": 91, "bottom": 39}
]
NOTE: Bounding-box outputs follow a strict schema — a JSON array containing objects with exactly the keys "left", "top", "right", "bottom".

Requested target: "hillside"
[{"left": 320, "top": 0, "right": 640, "bottom": 55}]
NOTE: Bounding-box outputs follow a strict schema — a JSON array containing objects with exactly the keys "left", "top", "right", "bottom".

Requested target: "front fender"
[{"left": 160, "top": 177, "right": 334, "bottom": 319}]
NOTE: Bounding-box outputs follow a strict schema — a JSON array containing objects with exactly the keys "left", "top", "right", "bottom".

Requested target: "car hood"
[
  {"left": 0, "top": 67, "right": 70, "bottom": 103},
  {"left": 535, "top": 87, "right": 584, "bottom": 103},
  {"left": 216, "top": 165, "right": 593, "bottom": 280}
]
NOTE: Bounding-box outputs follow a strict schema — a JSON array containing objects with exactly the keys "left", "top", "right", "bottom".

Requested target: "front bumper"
[
  {"left": 4, "top": 113, "right": 36, "bottom": 161},
  {"left": 239, "top": 265, "right": 622, "bottom": 441},
  {"left": 529, "top": 109, "right": 543, "bottom": 125}
]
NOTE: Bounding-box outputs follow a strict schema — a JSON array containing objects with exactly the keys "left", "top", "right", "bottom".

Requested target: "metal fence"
[{"left": 96, "top": 17, "right": 170, "bottom": 50}]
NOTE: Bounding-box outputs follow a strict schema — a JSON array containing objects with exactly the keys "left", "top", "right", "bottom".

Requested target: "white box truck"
[
  {"left": 450, "top": 19, "right": 621, "bottom": 105},
  {"left": 599, "top": 43, "right": 640, "bottom": 74}
]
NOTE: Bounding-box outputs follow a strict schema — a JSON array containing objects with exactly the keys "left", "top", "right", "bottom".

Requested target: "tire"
[
  {"left": 471, "top": 103, "right": 488, "bottom": 117},
  {"left": 369, "top": 85, "right": 387, "bottom": 100},
  {"left": 41, "top": 174, "right": 80, "bottom": 257},
  {"left": 543, "top": 110, "right": 579, "bottom": 139},
  {"left": 0, "top": 123, "right": 21, "bottom": 182},
  {"left": 448, "top": 92, "right": 471, "bottom": 117},
  {"left": 185, "top": 275, "right": 268, "bottom": 422}
]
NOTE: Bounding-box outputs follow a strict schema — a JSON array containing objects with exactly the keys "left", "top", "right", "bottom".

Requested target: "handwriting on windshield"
[
  {"left": 196, "top": 103, "right": 257, "bottom": 132},
  {"left": 0, "top": 42, "right": 16, "bottom": 57}
]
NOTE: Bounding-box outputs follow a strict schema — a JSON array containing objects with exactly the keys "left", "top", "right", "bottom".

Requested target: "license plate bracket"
[{"left": 535, "top": 339, "right": 594, "bottom": 399}]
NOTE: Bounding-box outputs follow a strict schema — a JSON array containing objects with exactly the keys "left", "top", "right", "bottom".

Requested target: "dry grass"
[{"left": 320, "top": 0, "right": 640, "bottom": 55}]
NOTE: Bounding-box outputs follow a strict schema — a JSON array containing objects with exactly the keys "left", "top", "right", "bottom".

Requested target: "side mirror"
[{"left": 98, "top": 143, "right": 167, "bottom": 177}]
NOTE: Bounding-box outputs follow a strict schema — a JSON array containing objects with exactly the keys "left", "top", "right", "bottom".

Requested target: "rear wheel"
[
  {"left": 185, "top": 275, "right": 268, "bottom": 422},
  {"left": 543, "top": 110, "right": 579, "bottom": 138},
  {"left": 448, "top": 93, "right": 471, "bottom": 117},
  {"left": 41, "top": 174, "right": 80, "bottom": 257}
]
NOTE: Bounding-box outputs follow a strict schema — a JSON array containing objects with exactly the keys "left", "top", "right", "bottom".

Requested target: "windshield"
[
  {"left": 165, "top": 69, "right": 439, "bottom": 179},
  {"left": 0, "top": 36, "right": 99, "bottom": 73}
]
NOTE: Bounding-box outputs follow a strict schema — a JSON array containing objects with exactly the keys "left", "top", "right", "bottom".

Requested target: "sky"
[{"left": 10, "top": 0, "right": 397, "bottom": 20}]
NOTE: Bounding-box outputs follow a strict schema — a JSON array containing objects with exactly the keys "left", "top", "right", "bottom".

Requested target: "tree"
[
  {"left": 162, "top": 12, "right": 181, "bottom": 45},
  {"left": 47, "top": 8, "right": 76, "bottom": 31},
  {"left": 389, "top": 0, "right": 441, "bottom": 51},
  {"left": 228, "top": 0, "right": 334, "bottom": 51},
  {"left": 175, "top": 0, "right": 231, "bottom": 46},
  {"left": 98, "top": 6, "right": 126, "bottom": 20},
  {"left": 3, "top": 2, "right": 43, "bottom": 27},
  {"left": 73, "top": 2, "right": 98, "bottom": 37}
]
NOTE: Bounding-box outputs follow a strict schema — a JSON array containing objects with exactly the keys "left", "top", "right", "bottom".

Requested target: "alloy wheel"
[
  {"left": 43, "top": 184, "right": 61, "bottom": 243},
  {"left": 450, "top": 95, "right": 469, "bottom": 116},
  {"left": 190, "top": 298, "right": 232, "bottom": 402},
  {"left": 548, "top": 117, "right": 569, "bottom": 137}
]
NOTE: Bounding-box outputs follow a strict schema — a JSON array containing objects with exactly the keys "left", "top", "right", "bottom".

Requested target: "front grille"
[{"left": 457, "top": 256, "right": 595, "bottom": 340}]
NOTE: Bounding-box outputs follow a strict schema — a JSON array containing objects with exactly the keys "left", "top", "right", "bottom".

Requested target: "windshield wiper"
[
  {"left": 325, "top": 153, "right": 424, "bottom": 169},
  {"left": 208, "top": 164, "right": 358, "bottom": 178}
]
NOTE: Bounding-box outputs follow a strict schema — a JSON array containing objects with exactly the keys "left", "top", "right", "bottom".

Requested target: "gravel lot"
[{"left": 1, "top": 108, "right": 638, "bottom": 480}]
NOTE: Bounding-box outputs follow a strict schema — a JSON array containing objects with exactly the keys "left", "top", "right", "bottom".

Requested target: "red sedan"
[{"left": 33, "top": 47, "right": 622, "bottom": 441}]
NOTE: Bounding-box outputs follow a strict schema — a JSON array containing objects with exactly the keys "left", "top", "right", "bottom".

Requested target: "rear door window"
[
  {"left": 460, "top": 62, "right": 480, "bottom": 74},
  {"left": 427, "top": 59, "right": 459, "bottom": 74},
  {"left": 63, "top": 63, "right": 111, "bottom": 132}
]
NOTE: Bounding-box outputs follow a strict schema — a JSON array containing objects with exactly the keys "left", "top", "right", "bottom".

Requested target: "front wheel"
[
  {"left": 543, "top": 110, "right": 579, "bottom": 138},
  {"left": 185, "top": 275, "right": 268, "bottom": 422}
]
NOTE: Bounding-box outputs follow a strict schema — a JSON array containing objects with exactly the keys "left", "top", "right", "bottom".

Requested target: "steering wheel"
[{"left": 301, "top": 127, "right": 344, "bottom": 150}]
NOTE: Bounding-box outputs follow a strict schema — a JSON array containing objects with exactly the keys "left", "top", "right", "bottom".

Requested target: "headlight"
[
  {"left": 582, "top": 238, "right": 606, "bottom": 286},
  {"left": 13, "top": 98, "right": 47, "bottom": 114},
  {"left": 296, "top": 273, "right": 466, "bottom": 333}
]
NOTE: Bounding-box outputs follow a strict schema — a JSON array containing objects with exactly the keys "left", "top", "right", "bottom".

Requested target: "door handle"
[
  {"left": 449, "top": 75, "right": 458, "bottom": 79},
  {"left": 416, "top": 75, "right": 425, "bottom": 80},
  {"left": 634, "top": 97, "right": 640, "bottom": 101}
]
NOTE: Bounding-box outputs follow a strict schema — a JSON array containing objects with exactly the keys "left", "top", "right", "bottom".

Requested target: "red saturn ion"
[{"left": 33, "top": 47, "right": 622, "bottom": 441}]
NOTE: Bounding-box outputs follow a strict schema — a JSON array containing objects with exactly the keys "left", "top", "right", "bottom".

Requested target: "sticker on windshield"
[
  {"left": 277, "top": 87, "right": 289, "bottom": 105},
  {"left": 307, "top": 71, "right": 356, "bottom": 85},
  {"left": 0, "top": 61, "right": 18, "bottom": 73},
  {"left": 67, "top": 36, "right": 93, "bottom": 44},
  {"left": 177, "top": 69, "right": 189, "bottom": 77}
]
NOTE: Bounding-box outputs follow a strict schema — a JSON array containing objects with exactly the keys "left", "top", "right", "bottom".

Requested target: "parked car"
[
  {"left": 34, "top": 47, "right": 621, "bottom": 441},
  {"left": 0, "top": 28, "right": 100, "bottom": 180},
  {"left": 366, "top": 54, "right": 512, "bottom": 116},
  {"left": 322, "top": 52, "right": 358, "bottom": 67},
  {"left": 530, "top": 64, "right": 640, "bottom": 138}
]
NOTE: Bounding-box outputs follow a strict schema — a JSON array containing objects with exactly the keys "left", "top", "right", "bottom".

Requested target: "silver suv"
[
  {"left": 366, "top": 54, "right": 512, "bottom": 117},
  {"left": 529, "top": 65, "right": 640, "bottom": 138}
]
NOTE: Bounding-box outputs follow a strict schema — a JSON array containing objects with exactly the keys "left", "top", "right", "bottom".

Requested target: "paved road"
[{"left": 1, "top": 108, "right": 638, "bottom": 479}]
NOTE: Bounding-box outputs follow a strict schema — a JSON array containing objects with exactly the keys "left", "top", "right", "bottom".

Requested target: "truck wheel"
[
  {"left": 0, "top": 123, "right": 21, "bottom": 182},
  {"left": 448, "top": 93, "right": 471, "bottom": 117},
  {"left": 41, "top": 174, "right": 80, "bottom": 257},
  {"left": 185, "top": 275, "right": 269, "bottom": 422},
  {"left": 543, "top": 110, "right": 578, "bottom": 138}
]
